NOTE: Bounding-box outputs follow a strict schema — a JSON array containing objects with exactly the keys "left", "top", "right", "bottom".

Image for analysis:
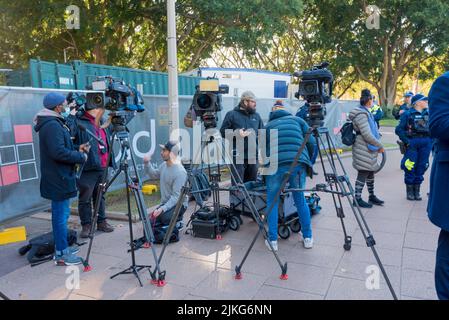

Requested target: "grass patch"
[
  {"left": 380, "top": 119, "right": 399, "bottom": 127},
  {"left": 71, "top": 180, "right": 161, "bottom": 214}
]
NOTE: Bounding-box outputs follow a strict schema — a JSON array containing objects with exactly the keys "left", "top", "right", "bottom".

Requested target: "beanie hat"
[
  {"left": 43, "top": 92, "right": 66, "bottom": 110},
  {"left": 272, "top": 100, "right": 286, "bottom": 111},
  {"left": 411, "top": 94, "right": 428, "bottom": 106},
  {"left": 240, "top": 91, "right": 256, "bottom": 101}
]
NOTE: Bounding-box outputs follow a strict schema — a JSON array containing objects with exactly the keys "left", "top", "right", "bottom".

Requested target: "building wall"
[{"left": 183, "top": 68, "right": 292, "bottom": 99}]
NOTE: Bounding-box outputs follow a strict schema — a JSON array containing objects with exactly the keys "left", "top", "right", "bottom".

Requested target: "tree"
[
  {"left": 307, "top": 0, "right": 449, "bottom": 106},
  {"left": 0, "top": 0, "right": 304, "bottom": 72}
]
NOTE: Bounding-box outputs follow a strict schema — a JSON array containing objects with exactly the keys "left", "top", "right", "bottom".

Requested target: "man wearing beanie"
[
  {"left": 220, "top": 90, "right": 264, "bottom": 219},
  {"left": 262, "top": 100, "right": 316, "bottom": 251},
  {"left": 428, "top": 71, "right": 449, "bottom": 299},
  {"left": 34, "top": 92, "right": 90, "bottom": 266},
  {"left": 395, "top": 93, "right": 432, "bottom": 201}
]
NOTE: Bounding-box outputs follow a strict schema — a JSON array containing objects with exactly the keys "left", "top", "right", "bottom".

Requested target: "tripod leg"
[
  {"left": 319, "top": 129, "right": 397, "bottom": 300},
  {"left": 0, "top": 291, "right": 9, "bottom": 300},
  {"left": 315, "top": 133, "right": 352, "bottom": 251}
]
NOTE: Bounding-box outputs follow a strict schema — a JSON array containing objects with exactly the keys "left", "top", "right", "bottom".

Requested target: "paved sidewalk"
[{"left": 0, "top": 128, "right": 439, "bottom": 300}]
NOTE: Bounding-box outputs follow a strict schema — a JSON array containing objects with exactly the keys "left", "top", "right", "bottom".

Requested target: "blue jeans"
[
  {"left": 51, "top": 199, "right": 71, "bottom": 253},
  {"left": 266, "top": 164, "right": 312, "bottom": 241}
]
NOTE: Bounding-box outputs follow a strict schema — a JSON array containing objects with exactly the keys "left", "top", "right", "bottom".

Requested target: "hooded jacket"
[
  {"left": 220, "top": 104, "right": 264, "bottom": 160},
  {"left": 34, "top": 109, "right": 86, "bottom": 201},
  {"left": 264, "top": 108, "right": 316, "bottom": 173}
]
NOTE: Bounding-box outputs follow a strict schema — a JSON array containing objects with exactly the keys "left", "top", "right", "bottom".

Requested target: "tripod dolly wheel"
[
  {"left": 290, "top": 220, "right": 301, "bottom": 233},
  {"left": 344, "top": 236, "right": 352, "bottom": 251},
  {"left": 228, "top": 216, "right": 240, "bottom": 231},
  {"left": 278, "top": 225, "right": 290, "bottom": 239}
]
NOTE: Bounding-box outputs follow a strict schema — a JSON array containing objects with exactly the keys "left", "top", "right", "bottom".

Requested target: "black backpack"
[
  {"left": 152, "top": 223, "right": 180, "bottom": 244},
  {"left": 18, "top": 229, "right": 78, "bottom": 266},
  {"left": 340, "top": 113, "right": 363, "bottom": 146}
]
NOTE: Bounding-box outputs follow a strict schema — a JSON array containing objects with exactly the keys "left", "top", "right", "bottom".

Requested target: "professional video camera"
[
  {"left": 294, "top": 62, "right": 334, "bottom": 127},
  {"left": 85, "top": 76, "right": 145, "bottom": 113},
  {"left": 191, "top": 79, "right": 229, "bottom": 129}
]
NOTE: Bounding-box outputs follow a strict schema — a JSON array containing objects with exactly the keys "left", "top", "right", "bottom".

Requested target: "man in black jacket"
[
  {"left": 220, "top": 91, "right": 264, "bottom": 183},
  {"left": 34, "top": 92, "right": 90, "bottom": 266},
  {"left": 220, "top": 91, "right": 264, "bottom": 218},
  {"left": 69, "top": 105, "right": 114, "bottom": 238}
]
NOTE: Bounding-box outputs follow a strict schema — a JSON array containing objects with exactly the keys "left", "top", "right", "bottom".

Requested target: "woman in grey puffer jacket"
[{"left": 348, "top": 89, "right": 385, "bottom": 208}]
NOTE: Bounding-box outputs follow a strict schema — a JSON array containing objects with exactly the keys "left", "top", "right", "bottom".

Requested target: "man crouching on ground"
[{"left": 143, "top": 141, "right": 188, "bottom": 228}]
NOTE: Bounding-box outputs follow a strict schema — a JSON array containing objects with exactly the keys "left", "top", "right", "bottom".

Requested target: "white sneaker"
[
  {"left": 303, "top": 237, "right": 314, "bottom": 249},
  {"left": 265, "top": 239, "right": 278, "bottom": 252}
]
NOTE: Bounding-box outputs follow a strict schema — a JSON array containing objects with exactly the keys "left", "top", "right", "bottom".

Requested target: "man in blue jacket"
[
  {"left": 395, "top": 94, "right": 432, "bottom": 201},
  {"left": 263, "top": 101, "right": 316, "bottom": 251},
  {"left": 428, "top": 72, "right": 449, "bottom": 300},
  {"left": 34, "top": 92, "right": 90, "bottom": 266}
]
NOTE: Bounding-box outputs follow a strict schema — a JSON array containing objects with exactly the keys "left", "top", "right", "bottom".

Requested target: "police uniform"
[
  {"left": 395, "top": 94, "right": 432, "bottom": 200},
  {"left": 370, "top": 104, "right": 383, "bottom": 128},
  {"left": 428, "top": 71, "right": 449, "bottom": 300},
  {"left": 393, "top": 91, "right": 414, "bottom": 120}
]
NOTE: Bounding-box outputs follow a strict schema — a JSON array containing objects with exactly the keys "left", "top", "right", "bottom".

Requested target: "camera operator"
[
  {"left": 295, "top": 102, "right": 319, "bottom": 168},
  {"left": 348, "top": 89, "right": 385, "bottom": 208},
  {"left": 69, "top": 104, "right": 115, "bottom": 238},
  {"left": 395, "top": 94, "right": 432, "bottom": 201},
  {"left": 143, "top": 141, "right": 188, "bottom": 226},
  {"left": 263, "top": 101, "right": 317, "bottom": 251},
  {"left": 34, "top": 92, "right": 90, "bottom": 266},
  {"left": 428, "top": 71, "right": 449, "bottom": 300}
]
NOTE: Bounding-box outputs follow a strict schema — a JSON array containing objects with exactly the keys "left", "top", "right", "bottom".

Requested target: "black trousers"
[
  {"left": 78, "top": 170, "right": 106, "bottom": 226},
  {"left": 152, "top": 205, "right": 187, "bottom": 226},
  {"left": 230, "top": 161, "right": 258, "bottom": 186},
  {"left": 436, "top": 229, "right": 449, "bottom": 300}
]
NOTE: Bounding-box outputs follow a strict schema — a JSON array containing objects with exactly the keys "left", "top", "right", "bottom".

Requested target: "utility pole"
[{"left": 167, "top": 0, "right": 179, "bottom": 136}]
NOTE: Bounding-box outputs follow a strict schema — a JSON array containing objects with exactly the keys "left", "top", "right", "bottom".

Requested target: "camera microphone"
[{"left": 78, "top": 123, "right": 106, "bottom": 146}]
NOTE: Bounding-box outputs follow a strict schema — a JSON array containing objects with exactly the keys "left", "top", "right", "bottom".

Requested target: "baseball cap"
[
  {"left": 159, "top": 140, "right": 180, "bottom": 154},
  {"left": 404, "top": 91, "right": 414, "bottom": 98},
  {"left": 411, "top": 94, "right": 428, "bottom": 106}
]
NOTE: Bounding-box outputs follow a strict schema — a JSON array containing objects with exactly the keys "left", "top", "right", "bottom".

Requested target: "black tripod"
[
  {"left": 0, "top": 291, "right": 9, "bottom": 300},
  {"left": 82, "top": 116, "right": 165, "bottom": 287},
  {"left": 235, "top": 123, "right": 398, "bottom": 299},
  {"left": 150, "top": 128, "right": 288, "bottom": 282}
]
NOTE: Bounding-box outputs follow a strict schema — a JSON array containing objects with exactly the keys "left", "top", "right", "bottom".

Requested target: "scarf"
[{"left": 360, "top": 106, "right": 381, "bottom": 152}]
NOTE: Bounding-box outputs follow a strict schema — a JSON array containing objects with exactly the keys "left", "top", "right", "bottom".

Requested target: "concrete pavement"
[{"left": 0, "top": 127, "right": 440, "bottom": 300}]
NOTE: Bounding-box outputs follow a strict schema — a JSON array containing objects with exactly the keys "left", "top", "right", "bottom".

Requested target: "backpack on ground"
[{"left": 18, "top": 229, "right": 78, "bottom": 266}]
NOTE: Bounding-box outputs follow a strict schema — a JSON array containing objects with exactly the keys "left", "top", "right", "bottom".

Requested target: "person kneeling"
[{"left": 144, "top": 141, "right": 188, "bottom": 239}]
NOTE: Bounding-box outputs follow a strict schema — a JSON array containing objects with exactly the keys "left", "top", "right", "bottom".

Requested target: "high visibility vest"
[{"left": 371, "top": 104, "right": 381, "bottom": 114}]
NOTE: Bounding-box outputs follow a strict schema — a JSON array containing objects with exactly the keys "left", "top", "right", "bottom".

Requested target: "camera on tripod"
[
  {"left": 191, "top": 79, "right": 229, "bottom": 129},
  {"left": 85, "top": 76, "right": 145, "bottom": 113},
  {"left": 294, "top": 62, "right": 334, "bottom": 127}
]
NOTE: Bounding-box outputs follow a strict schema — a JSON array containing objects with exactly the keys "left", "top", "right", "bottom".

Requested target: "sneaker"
[
  {"left": 303, "top": 238, "right": 314, "bottom": 249},
  {"left": 353, "top": 198, "right": 373, "bottom": 208},
  {"left": 53, "top": 246, "right": 80, "bottom": 260},
  {"left": 97, "top": 221, "right": 114, "bottom": 233},
  {"left": 368, "top": 195, "right": 384, "bottom": 206},
  {"left": 54, "top": 252, "right": 83, "bottom": 266},
  {"left": 265, "top": 239, "right": 278, "bottom": 252}
]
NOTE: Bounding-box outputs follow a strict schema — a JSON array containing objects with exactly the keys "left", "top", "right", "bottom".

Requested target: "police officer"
[
  {"left": 393, "top": 91, "right": 414, "bottom": 120},
  {"left": 428, "top": 71, "right": 449, "bottom": 300},
  {"left": 370, "top": 96, "right": 384, "bottom": 128},
  {"left": 395, "top": 94, "right": 432, "bottom": 201}
]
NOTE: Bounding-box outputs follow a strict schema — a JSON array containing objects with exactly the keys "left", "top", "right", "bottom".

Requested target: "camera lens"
[{"left": 196, "top": 94, "right": 212, "bottom": 109}]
